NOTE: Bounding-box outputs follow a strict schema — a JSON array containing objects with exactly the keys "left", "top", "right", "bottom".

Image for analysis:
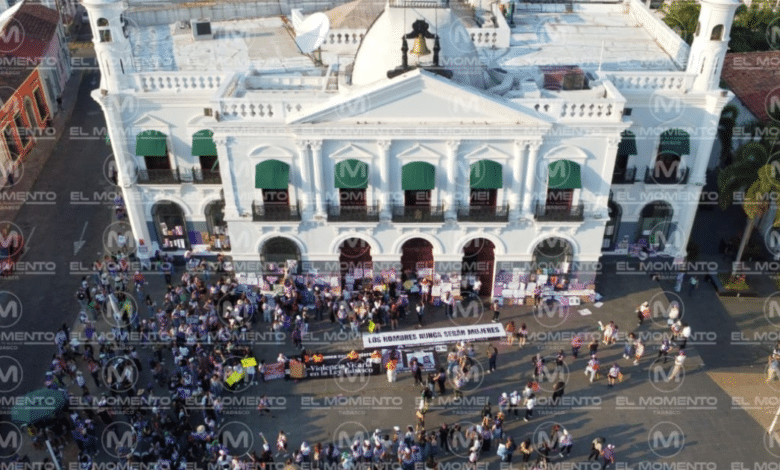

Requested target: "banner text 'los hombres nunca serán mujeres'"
[{"left": 362, "top": 324, "right": 506, "bottom": 349}]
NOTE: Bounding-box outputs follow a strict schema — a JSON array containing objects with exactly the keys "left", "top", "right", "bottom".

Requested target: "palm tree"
[{"left": 718, "top": 141, "right": 780, "bottom": 273}]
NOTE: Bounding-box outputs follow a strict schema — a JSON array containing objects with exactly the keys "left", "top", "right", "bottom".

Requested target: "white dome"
[{"left": 352, "top": 6, "right": 485, "bottom": 88}]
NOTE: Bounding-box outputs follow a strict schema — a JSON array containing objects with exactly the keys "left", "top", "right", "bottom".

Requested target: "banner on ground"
[{"left": 363, "top": 324, "right": 506, "bottom": 349}]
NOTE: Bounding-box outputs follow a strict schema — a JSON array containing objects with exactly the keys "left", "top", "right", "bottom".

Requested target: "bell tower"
[
  {"left": 685, "top": 0, "right": 740, "bottom": 92},
  {"left": 82, "top": 0, "right": 135, "bottom": 92}
]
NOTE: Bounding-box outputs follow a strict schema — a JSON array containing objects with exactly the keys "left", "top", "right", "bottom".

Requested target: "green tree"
[
  {"left": 660, "top": 0, "right": 701, "bottom": 45},
  {"left": 730, "top": 1, "right": 780, "bottom": 52},
  {"left": 718, "top": 140, "right": 780, "bottom": 273}
]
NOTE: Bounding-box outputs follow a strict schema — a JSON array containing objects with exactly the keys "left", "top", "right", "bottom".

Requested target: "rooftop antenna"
[
  {"left": 294, "top": 12, "right": 331, "bottom": 54},
  {"left": 597, "top": 40, "right": 605, "bottom": 72}
]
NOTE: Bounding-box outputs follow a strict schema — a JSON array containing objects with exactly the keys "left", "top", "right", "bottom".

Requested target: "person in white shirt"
[
  {"left": 669, "top": 350, "right": 686, "bottom": 380},
  {"left": 523, "top": 394, "right": 536, "bottom": 422}
]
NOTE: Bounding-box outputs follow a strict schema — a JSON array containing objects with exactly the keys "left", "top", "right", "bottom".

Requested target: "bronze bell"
[{"left": 409, "top": 34, "right": 431, "bottom": 57}]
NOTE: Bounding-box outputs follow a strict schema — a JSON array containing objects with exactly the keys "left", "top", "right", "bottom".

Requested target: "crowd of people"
[{"left": 25, "top": 242, "right": 694, "bottom": 470}]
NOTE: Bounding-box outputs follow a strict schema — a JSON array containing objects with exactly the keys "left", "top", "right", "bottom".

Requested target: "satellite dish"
[{"left": 295, "top": 12, "right": 330, "bottom": 53}]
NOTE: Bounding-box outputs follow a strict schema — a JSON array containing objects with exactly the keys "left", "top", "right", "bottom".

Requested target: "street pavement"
[{"left": 1, "top": 46, "right": 780, "bottom": 470}]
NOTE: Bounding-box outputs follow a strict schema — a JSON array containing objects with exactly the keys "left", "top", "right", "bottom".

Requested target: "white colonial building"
[{"left": 86, "top": 0, "right": 739, "bottom": 300}]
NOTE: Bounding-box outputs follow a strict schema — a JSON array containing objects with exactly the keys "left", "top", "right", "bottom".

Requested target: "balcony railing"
[
  {"left": 326, "top": 203, "right": 381, "bottom": 222},
  {"left": 252, "top": 202, "right": 302, "bottom": 222},
  {"left": 391, "top": 204, "right": 446, "bottom": 223},
  {"left": 137, "top": 168, "right": 180, "bottom": 184},
  {"left": 456, "top": 203, "right": 510, "bottom": 222},
  {"left": 534, "top": 202, "right": 584, "bottom": 222},
  {"left": 192, "top": 167, "right": 222, "bottom": 184},
  {"left": 611, "top": 167, "right": 637, "bottom": 185},
  {"left": 643, "top": 166, "right": 689, "bottom": 185}
]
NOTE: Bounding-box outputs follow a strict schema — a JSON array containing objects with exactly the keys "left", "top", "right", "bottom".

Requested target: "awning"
[
  {"left": 402, "top": 162, "right": 436, "bottom": 191},
  {"left": 334, "top": 159, "right": 369, "bottom": 189},
  {"left": 192, "top": 129, "right": 217, "bottom": 156},
  {"left": 470, "top": 160, "right": 503, "bottom": 189},
  {"left": 548, "top": 160, "right": 581, "bottom": 189},
  {"left": 659, "top": 129, "right": 690, "bottom": 156},
  {"left": 618, "top": 131, "right": 637, "bottom": 156},
  {"left": 255, "top": 160, "right": 290, "bottom": 189},
  {"left": 135, "top": 130, "right": 167, "bottom": 156}
]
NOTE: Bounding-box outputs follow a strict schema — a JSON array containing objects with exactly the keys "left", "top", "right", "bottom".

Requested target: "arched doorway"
[
  {"left": 602, "top": 201, "right": 622, "bottom": 250},
  {"left": 339, "top": 237, "right": 373, "bottom": 292},
  {"left": 637, "top": 201, "right": 673, "bottom": 251},
  {"left": 152, "top": 201, "right": 189, "bottom": 251},
  {"left": 260, "top": 237, "right": 301, "bottom": 272},
  {"left": 205, "top": 200, "right": 227, "bottom": 250},
  {"left": 461, "top": 238, "right": 495, "bottom": 297},
  {"left": 532, "top": 237, "right": 573, "bottom": 275},
  {"left": 400, "top": 238, "right": 434, "bottom": 281}
]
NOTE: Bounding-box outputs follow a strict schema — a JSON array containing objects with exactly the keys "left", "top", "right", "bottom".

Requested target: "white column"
[
  {"left": 377, "top": 140, "right": 391, "bottom": 220},
  {"left": 522, "top": 141, "right": 542, "bottom": 216},
  {"left": 308, "top": 140, "right": 325, "bottom": 216},
  {"left": 97, "top": 94, "right": 150, "bottom": 246},
  {"left": 445, "top": 140, "right": 460, "bottom": 220},
  {"left": 597, "top": 137, "right": 621, "bottom": 215},
  {"left": 510, "top": 140, "right": 527, "bottom": 218},
  {"left": 295, "top": 140, "right": 312, "bottom": 214},
  {"left": 691, "top": 112, "right": 720, "bottom": 185},
  {"left": 214, "top": 136, "right": 240, "bottom": 219}
]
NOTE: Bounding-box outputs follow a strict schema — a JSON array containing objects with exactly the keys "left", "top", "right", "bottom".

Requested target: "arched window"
[
  {"left": 602, "top": 201, "right": 622, "bottom": 250},
  {"left": 636, "top": 201, "right": 673, "bottom": 249},
  {"left": 97, "top": 18, "right": 109, "bottom": 26},
  {"left": 153, "top": 201, "right": 189, "bottom": 251},
  {"left": 711, "top": 24, "right": 724, "bottom": 41}
]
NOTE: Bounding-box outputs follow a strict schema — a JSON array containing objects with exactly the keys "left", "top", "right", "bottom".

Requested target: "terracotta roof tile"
[{"left": 721, "top": 51, "right": 780, "bottom": 123}]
